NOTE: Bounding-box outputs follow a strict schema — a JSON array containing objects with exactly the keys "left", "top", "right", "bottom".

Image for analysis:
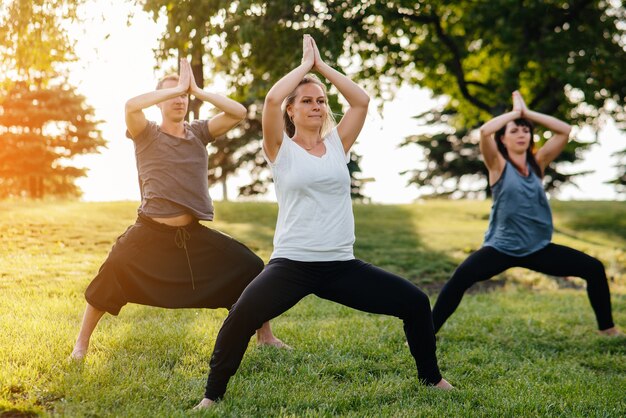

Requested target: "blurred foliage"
[
  {"left": 606, "top": 147, "right": 626, "bottom": 194},
  {"left": 0, "top": 82, "right": 105, "bottom": 198},
  {"left": 135, "top": 0, "right": 626, "bottom": 198},
  {"left": 0, "top": 0, "right": 82, "bottom": 83},
  {"left": 135, "top": 0, "right": 367, "bottom": 199},
  {"left": 0, "top": 0, "right": 105, "bottom": 198},
  {"left": 343, "top": 0, "right": 626, "bottom": 197}
]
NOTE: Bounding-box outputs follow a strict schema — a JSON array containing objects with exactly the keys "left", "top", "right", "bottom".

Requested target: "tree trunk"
[
  {"left": 189, "top": 45, "right": 204, "bottom": 120},
  {"left": 28, "top": 175, "right": 44, "bottom": 199},
  {"left": 221, "top": 177, "right": 228, "bottom": 201}
]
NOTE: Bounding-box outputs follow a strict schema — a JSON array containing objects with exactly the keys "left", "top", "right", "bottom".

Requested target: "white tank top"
[{"left": 264, "top": 128, "right": 355, "bottom": 261}]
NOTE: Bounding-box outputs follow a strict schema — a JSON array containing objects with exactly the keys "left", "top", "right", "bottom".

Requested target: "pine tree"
[
  {"left": 0, "top": 81, "right": 105, "bottom": 198},
  {"left": 0, "top": 0, "right": 104, "bottom": 198},
  {"left": 137, "top": 0, "right": 367, "bottom": 200}
]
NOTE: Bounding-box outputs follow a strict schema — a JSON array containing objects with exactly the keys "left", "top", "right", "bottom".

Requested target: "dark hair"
[
  {"left": 494, "top": 118, "right": 542, "bottom": 178},
  {"left": 282, "top": 74, "right": 336, "bottom": 138}
]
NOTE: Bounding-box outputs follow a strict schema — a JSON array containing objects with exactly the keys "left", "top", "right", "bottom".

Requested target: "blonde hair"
[
  {"left": 156, "top": 74, "right": 179, "bottom": 90},
  {"left": 282, "top": 74, "right": 336, "bottom": 138}
]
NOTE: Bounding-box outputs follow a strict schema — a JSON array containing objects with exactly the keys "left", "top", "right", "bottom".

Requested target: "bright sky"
[{"left": 70, "top": 2, "right": 625, "bottom": 204}]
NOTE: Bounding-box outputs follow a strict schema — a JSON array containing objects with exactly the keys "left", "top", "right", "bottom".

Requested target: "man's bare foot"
[
  {"left": 598, "top": 327, "right": 624, "bottom": 337},
  {"left": 257, "top": 336, "right": 292, "bottom": 349},
  {"left": 70, "top": 340, "right": 89, "bottom": 360},
  {"left": 193, "top": 398, "right": 215, "bottom": 410},
  {"left": 434, "top": 378, "right": 455, "bottom": 390},
  {"left": 70, "top": 349, "right": 87, "bottom": 361}
]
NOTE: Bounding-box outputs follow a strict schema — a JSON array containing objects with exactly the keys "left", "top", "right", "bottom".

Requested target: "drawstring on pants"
[{"left": 175, "top": 227, "right": 195, "bottom": 289}]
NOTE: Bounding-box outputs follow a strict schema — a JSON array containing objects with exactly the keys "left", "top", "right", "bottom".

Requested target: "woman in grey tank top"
[{"left": 432, "top": 91, "right": 621, "bottom": 337}]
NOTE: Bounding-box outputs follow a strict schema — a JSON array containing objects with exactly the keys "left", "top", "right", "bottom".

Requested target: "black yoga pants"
[
  {"left": 204, "top": 257, "right": 443, "bottom": 400},
  {"left": 432, "top": 243, "right": 614, "bottom": 333}
]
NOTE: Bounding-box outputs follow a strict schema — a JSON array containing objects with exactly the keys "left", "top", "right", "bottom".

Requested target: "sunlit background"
[{"left": 5, "top": 1, "right": 626, "bottom": 203}]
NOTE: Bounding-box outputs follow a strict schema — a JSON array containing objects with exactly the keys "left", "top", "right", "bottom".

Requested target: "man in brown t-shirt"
[{"left": 71, "top": 58, "right": 287, "bottom": 359}]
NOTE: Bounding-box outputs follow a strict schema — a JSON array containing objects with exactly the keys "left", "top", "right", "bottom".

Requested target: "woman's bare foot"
[
  {"left": 193, "top": 398, "right": 215, "bottom": 410},
  {"left": 598, "top": 326, "right": 624, "bottom": 337},
  {"left": 256, "top": 321, "right": 292, "bottom": 349},
  {"left": 257, "top": 334, "right": 292, "bottom": 349},
  {"left": 434, "top": 378, "right": 455, "bottom": 390}
]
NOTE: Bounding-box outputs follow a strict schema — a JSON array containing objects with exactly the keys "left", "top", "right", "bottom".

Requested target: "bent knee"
[
  {"left": 243, "top": 253, "right": 264, "bottom": 278},
  {"left": 400, "top": 286, "right": 432, "bottom": 316},
  {"left": 582, "top": 256, "right": 607, "bottom": 281},
  {"left": 590, "top": 257, "right": 605, "bottom": 273},
  {"left": 225, "top": 300, "right": 265, "bottom": 332},
  {"left": 412, "top": 287, "right": 431, "bottom": 308}
]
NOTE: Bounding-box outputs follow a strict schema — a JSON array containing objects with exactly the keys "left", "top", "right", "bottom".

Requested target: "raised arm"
[
  {"left": 262, "top": 35, "right": 315, "bottom": 162},
  {"left": 124, "top": 58, "right": 191, "bottom": 137},
  {"left": 516, "top": 92, "right": 572, "bottom": 170},
  {"left": 311, "top": 37, "right": 370, "bottom": 152},
  {"left": 188, "top": 59, "right": 247, "bottom": 138}
]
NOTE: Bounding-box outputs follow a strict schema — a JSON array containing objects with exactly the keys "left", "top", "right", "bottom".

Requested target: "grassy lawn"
[{"left": 0, "top": 200, "right": 624, "bottom": 417}]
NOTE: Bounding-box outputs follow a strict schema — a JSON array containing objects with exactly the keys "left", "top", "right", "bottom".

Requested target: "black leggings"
[
  {"left": 205, "top": 258, "right": 442, "bottom": 400},
  {"left": 432, "top": 244, "right": 615, "bottom": 333}
]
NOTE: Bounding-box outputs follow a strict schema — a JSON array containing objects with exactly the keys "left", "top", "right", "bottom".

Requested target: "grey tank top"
[
  {"left": 127, "top": 120, "right": 215, "bottom": 220},
  {"left": 483, "top": 160, "right": 553, "bottom": 256}
]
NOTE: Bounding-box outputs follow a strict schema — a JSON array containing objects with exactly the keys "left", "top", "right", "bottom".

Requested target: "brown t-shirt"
[{"left": 127, "top": 120, "right": 215, "bottom": 220}]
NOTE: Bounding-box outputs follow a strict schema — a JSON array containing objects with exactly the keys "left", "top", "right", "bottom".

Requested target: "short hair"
[{"left": 156, "top": 74, "right": 179, "bottom": 90}]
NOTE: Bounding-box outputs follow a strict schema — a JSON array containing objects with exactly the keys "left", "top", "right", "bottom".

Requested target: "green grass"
[{"left": 1, "top": 200, "right": 624, "bottom": 417}]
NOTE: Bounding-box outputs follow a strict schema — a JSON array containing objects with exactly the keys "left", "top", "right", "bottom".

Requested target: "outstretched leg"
[
  {"left": 71, "top": 303, "right": 106, "bottom": 360},
  {"left": 315, "top": 260, "right": 449, "bottom": 387},
  {"left": 432, "top": 246, "right": 515, "bottom": 333},
  {"left": 521, "top": 243, "right": 616, "bottom": 331},
  {"left": 201, "top": 259, "right": 315, "bottom": 404}
]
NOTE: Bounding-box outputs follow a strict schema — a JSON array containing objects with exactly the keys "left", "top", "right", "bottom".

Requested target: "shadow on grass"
[
  {"left": 0, "top": 408, "right": 39, "bottom": 418},
  {"left": 52, "top": 201, "right": 624, "bottom": 415},
  {"left": 355, "top": 203, "right": 616, "bottom": 298},
  {"left": 353, "top": 205, "right": 454, "bottom": 285},
  {"left": 552, "top": 201, "right": 626, "bottom": 244},
  {"left": 553, "top": 227, "right": 615, "bottom": 247},
  {"left": 353, "top": 204, "right": 506, "bottom": 296}
]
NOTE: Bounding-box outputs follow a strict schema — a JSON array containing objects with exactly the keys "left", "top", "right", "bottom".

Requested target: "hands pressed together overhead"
[
  {"left": 512, "top": 90, "right": 528, "bottom": 116},
  {"left": 177, "top": 58, "right": 201, "bottom": 96},
  {"left": 301, "top": 34, "right": 325, "bottom": 71}
]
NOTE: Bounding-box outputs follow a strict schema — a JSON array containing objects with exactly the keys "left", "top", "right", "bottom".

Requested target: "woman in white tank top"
[{"left": 195, "top": 35, "right": 452, "bottom": 409}]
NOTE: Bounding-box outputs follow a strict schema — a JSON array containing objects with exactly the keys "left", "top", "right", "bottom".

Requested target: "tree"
[
  {"left": 0, "top": 0, "right": 105, "bottom": 198},
  {"left": 0, "top": 81, "right": 104, "bottom": 198},
  {"left": 135, "top": 0, "right": 367, "bottom": 200},
  {"left": 327, "top": 0, "right": 625, "bottom": 197},
  {"left": 0, "top": 0, "right": 80, "bottom": 81},
  {"left": 136, "top": 1, "right": 625, "bottom": 199},
  {"left": 607, "top": 147, "right": 626, "bottom": 196}
]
